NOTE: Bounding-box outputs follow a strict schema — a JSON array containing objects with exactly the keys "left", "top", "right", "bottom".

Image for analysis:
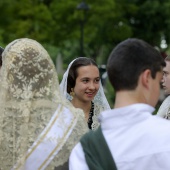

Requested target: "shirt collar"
[{"left": 99, "top": 103, "right": 155, "bottom": 128}]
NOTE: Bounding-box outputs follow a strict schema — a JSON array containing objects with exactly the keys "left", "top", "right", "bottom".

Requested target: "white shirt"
[{"left": 69, "top": 104, "right": 170, "bottom": 170}]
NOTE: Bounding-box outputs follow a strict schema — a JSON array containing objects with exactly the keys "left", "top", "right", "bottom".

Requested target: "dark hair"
[
  {"left": 0, "top": 46, "right": 4, "bottom": 67},
  {"left": 67, "top": 57, "right": 98, "bottom": 93},
  {"left": 107, "top": 38, "right": 165, "bottom": 91}
]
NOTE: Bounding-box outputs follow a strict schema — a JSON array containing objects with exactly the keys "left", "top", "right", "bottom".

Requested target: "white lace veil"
[
  {"left": 60, "top": 57, "right": 111, "bottom": 110},
  {"left": 157, "top": 95, "right": 170, "bottom": 118},
  {"left": 0, "top": 38, "right": 87, "bottom": 169}
]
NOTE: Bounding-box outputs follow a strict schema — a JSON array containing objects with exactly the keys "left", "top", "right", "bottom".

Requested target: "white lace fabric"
[
  {"left": 157, "top": 95, "right": 170, "bottom": 118},
  {"left": 0, "top": 38, "right": 88, "bottom": 170},
  {"left": 60, "top": 57, "right": 111, "bottom": 131}
]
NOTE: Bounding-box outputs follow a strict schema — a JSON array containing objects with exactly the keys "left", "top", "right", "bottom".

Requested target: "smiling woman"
[{"left": 60, "top": 57, "right": 110, "bottom": 130}]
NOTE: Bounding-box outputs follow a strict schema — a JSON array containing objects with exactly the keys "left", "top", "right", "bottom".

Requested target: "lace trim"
[
  {"left": 91, "top": 103, "right": 105, "bottom": 131},
  {"left": 157, "top": 96, "right": 170, "bottom": 118}
]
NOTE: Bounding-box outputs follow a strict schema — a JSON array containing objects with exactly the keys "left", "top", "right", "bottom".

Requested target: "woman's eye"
[
  {"left": 83, "top": 79, "right": 88, "bottom": 83},
  {"left": 95, "top": 79, "right": 100, "bottom": 83}
]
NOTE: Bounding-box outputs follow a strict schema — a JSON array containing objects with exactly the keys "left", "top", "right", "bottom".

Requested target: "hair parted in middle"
[{"left": 67, "top": 57, "right": 98, "bottom": 94}]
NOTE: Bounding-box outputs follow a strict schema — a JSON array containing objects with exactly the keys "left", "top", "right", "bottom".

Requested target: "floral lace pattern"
[
  {"left": 157, "top": 96, "right": 170, "bottom": 118},
  {"left": 0, "top": 38, "right": 88, "bottom": 170},
  {"left": 165, "top": 108, "right": 170, "bottom": 119},
  {"left": 91, "top": 103, "right": 106, "bottom": 130}
]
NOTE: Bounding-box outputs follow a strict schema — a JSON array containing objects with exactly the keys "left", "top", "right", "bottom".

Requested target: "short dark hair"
[
  {"left": 0, "top": 46, "right": 4, "bottom": 67},
  {"left": 107, "top": 38, "right": 165, "bottom": 91},
  {"left": 67, "top": 57, "right": 98, "bottom": 93}
]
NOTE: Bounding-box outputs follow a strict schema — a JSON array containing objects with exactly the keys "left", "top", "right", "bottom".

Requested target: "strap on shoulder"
[{"left": 80, "top": 126, "right": 117, "bottom": 170}]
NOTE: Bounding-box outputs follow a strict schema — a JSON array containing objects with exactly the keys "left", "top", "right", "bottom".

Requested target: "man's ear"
[{"left": 141, "top": 69, "right": 151, "bottom": 89}]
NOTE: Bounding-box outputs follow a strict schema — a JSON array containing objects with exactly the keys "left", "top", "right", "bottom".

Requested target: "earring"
[{"left": 70, "top": 88, "right": 75, "bottom": 98}]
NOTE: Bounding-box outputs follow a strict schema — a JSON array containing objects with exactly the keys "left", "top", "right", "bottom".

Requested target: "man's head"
[
  {"left": 107, "top": 38, "right": 165, "bottom": 91},
  {"left": 162, "top": 56, "right": 170, "bottom": 95},
  {"left": 107, "top": 38, "right": 165, "bottom": 106}
]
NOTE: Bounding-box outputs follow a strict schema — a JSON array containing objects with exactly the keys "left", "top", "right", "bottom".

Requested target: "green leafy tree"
[
  {"left": 1, "top": 0, "right": 170, "bottom": 64},
  {"left": 116, "top": 0, "right": 170, "bottom": 49}
]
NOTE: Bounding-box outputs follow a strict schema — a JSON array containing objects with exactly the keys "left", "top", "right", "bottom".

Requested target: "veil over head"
[
  {"left": 157, "top": 95, "right": 170, "bottom": 118},
  {"left": 60, "top": 57, "right": 110, "bottom": 110},
  {"left": 0, "top": 38, "right": 87, "bottom": 169},
  {"left": 60, "top": 57, "right": 110, "bottom": 130}
]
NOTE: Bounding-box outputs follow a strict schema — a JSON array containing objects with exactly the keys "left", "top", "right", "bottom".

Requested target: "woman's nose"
[{"left": 89, "top": 82, "right": 95, "bottom": 89}]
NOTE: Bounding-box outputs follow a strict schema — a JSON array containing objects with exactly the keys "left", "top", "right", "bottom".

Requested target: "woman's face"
[{"left": 73, "top": 65, "right": 100, "bottom": 103}]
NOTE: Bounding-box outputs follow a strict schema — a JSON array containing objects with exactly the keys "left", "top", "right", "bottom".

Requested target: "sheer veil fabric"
[
  {"left": 157, "top": 95, "right": 170, "bottom": 119},
  {"left": 0, "top": 38, "right": 88, "bottom": 170},
  {"left": 60, "top": 57, "right": 111, "bottom": 130}
]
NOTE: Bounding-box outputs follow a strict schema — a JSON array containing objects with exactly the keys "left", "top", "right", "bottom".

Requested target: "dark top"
[
  {"left": 87, "top": 101, "right": 94, "bottom": 129},
  {"left": 80, "top": 126, "right": 117, "bottom": 170}
]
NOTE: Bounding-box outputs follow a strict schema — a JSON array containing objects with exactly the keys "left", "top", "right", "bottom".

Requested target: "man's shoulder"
[{"left": 146, "top": 115, "right": 170, "bottom": 139}]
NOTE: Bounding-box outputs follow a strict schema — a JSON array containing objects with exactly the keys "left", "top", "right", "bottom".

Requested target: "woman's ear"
[{"left": 140, "top": 69, "right": 152, "bottom": 89}]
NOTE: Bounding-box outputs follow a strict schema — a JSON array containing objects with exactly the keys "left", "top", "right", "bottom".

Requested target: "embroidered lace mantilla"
[
  {"left": 88, "top": 103, "right": 106, "bottom": 130},
  {"left": 0, "top": 38, "right": 88, "bottom": 170},
  {"left": 157, "top": 96, "right": 170, "bottom": 118}
]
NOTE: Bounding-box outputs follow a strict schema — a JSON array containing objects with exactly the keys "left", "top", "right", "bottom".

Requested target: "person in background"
[
  {"left": 69, "top": 38, "right": 170, "bottom": 170},
  {"left": 157, "top": 55, "right": 170, "bottom": 119},
  {"left": 60, "top": 57, "right": 110, "bottom": 131},
  {"left": 0, "top": 38, "right": 88, "bottom": 170}
]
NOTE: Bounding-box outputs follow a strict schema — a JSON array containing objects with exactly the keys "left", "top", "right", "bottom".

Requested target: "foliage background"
[{"left": 0, "top": 0, "right": 169, "bottom": 107}]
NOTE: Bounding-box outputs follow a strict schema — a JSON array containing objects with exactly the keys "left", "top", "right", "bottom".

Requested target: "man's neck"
[{"left": 114, "top": 90, "right": 145, "bottom": 108}]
